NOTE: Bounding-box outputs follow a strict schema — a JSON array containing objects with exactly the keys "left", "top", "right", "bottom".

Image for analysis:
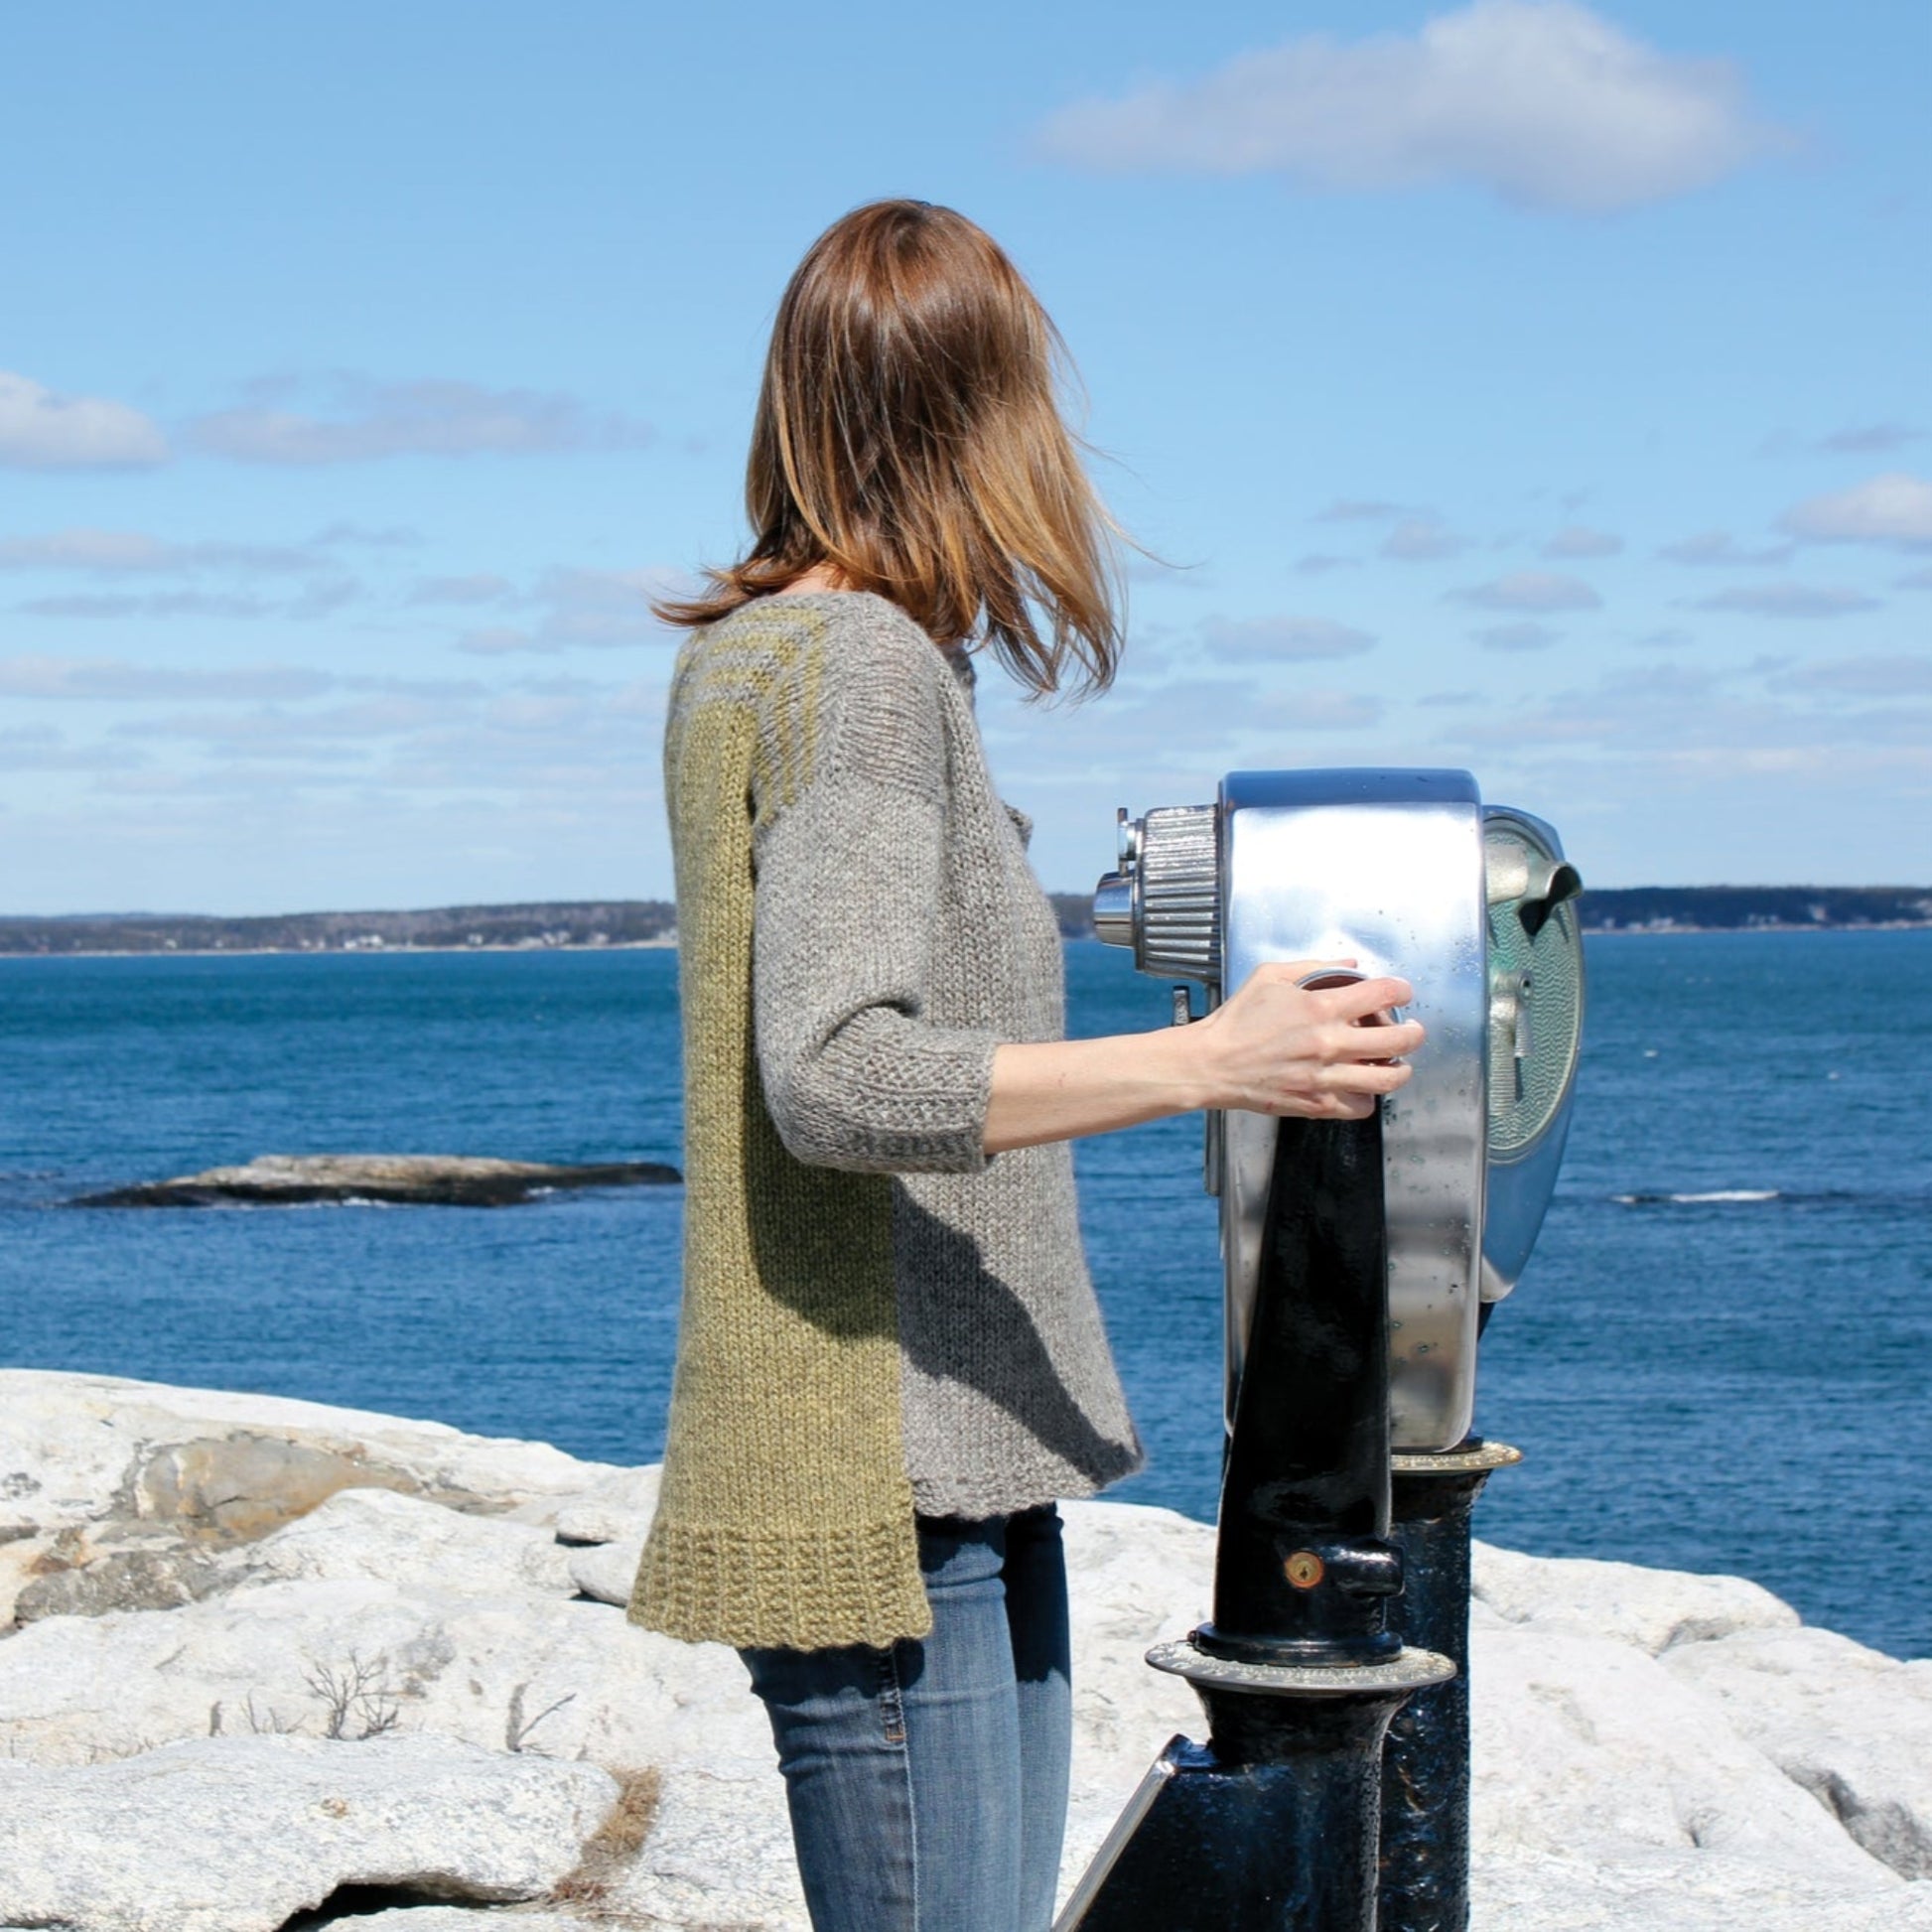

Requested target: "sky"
[{"left": 1, "top": 0, "right": 1927, "bottom": 915}]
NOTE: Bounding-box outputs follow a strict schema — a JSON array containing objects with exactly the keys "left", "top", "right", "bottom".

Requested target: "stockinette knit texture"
[{"left": 628, "top": 591, "right": 1141, "bottom": 1651}]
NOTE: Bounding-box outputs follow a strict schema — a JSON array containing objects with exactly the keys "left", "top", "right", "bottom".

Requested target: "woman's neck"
[{"left": 773, "top": 562, "right": 851, "bottom": 597}]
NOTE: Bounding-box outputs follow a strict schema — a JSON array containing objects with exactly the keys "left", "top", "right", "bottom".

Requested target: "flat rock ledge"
[
  {"left": 70, "top": 1153, "right": 681, "bottom": 1208},
  {"left": 2, "top": 1367, "right": 1929, "bottom": 1932}
]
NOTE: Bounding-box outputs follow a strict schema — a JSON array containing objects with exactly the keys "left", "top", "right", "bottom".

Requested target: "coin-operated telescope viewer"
[{"left": 1057, "top": 770, "right": 1584, "bottom": 1932}]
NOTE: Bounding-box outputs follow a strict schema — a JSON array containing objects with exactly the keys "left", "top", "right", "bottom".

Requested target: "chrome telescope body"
[{"left": 1093, "top": 769, "right": 1583, "bottom": 1452}]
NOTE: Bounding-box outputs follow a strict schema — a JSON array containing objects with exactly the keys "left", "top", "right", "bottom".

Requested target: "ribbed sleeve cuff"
[{"left": 625, "top": 1512, "right": 934, "bottom": 1651}]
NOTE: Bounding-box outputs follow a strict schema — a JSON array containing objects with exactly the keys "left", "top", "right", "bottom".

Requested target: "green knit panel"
[{"left": 630, "top": 610, "right": 924, "bottom": 1650}]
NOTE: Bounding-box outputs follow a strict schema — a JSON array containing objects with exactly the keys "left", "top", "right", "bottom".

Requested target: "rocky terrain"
[
  {"left": 70, "top": 1154, "right": 681, "bottom": 1210},
  {"left": 1, "top": 1367, "right": 1927, "bottom": 1931}
]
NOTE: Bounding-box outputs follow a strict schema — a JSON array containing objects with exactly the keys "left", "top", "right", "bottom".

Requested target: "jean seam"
[{"left": 883, "top": 1640, "right": 919, "bottom": 1922}]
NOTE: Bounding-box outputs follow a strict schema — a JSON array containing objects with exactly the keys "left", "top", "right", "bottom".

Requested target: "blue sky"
[{"left": 2, "top": 0, "right": 1926, "bottom": 914}]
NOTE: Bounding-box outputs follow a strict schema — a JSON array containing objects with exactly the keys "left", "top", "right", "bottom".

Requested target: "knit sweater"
[{"left": 627, "top": 591, "right": 1142, "bottom": 1651}]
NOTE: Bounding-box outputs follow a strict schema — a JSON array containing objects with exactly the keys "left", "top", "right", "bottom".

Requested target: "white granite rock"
[
  {"left": 1665, "top": 1624, "right": 1932, "bottom": 1880},
  {"left": 567, "top": 1531, "right": 645, "bottom": 1606},
  {"left": 0, "top": 1369, "right": 620, "bottom": 1541},
  {"left": 4, "top": 1375, "right": 1927, "bottom": 1932},
  {"left": 0, "top": 1575, "right": 764, "bottom": 1770},
  {"left": 1472, "top": 1848, "right": 1932, "bottom": 1931},
  {"left": 311, "top": 1916, "right": 587, "bottom": 1932},
  {"left": 1469, "top": 1624, "right": 1893, "bottom": 1885},
  {"left": 0, "top": 1732, "right": 618, "bottom": 1932},
  {"left": 236, "top": 1483, "right": 579, "bottom": 1598},
  {"left": 1472, "top": 1539, "right": 1800, "bottom": 1654},
  {"left": 552, "top": 1463, "right": 662, "bottom": 1546}
]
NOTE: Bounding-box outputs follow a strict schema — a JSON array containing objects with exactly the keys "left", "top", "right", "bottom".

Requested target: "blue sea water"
[{"left": 1, "top": 933, "right": 1927, "bottom": 1657}]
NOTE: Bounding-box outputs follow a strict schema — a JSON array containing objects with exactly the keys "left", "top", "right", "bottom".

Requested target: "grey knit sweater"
[{"left": 630, "top": 590, "right": 1141, "bottom": 1648}]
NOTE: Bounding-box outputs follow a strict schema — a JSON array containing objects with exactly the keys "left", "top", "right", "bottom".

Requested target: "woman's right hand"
[
  {"left": 983, "top": 959, "right": 1426, "bottom": 1154},
  {"left": 1178, "top": 959, "right": 1425, "bottom": 1121}
]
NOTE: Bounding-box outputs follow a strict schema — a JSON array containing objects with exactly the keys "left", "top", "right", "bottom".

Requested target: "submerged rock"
[{"left": 70, "top": 1152, "right": 680, "bottom": 1208}]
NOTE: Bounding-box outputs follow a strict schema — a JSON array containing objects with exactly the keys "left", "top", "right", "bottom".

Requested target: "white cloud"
[
  {"left": 190, "top": 376, "right": 655, "bottom": 465},
  {"left": 455, "top": 566, "right": 680, "bottom": 652},
  {"left": 1473, "top": 621, "right": 1562, "bottom": 650},
  {"left": 0, "top": 655, "right": 335, "bottom": 702},
  {"left": 1199, "top": 615, "right": 1377, "bottom": 660},
  {"left": 1540, "top": 525, "right": 1622, "bottom": 558},
  {"left": 407, "top": 574, "right": 518, "bottom": 607},
  {"left": 17, "top": 591, "right": 275, "bottom": 621},
  {"left": 1313, "top": 498, "right": 1411, "bottom": 522},
  {"left": 119, "top": 698, "right": 457, "bottom": 748},
  {"left": 1659, "top": 531, "right": 1792, "bottom": 567},
  {"left": 1381, "top": 518, "right": 1469, "bottom": 561},
  {"left": 1453, "top": 571, "right": 1601, "bottom": 612},
  {"left": 0, "top": 528, "right": 325, "bottom": 575},
  {"left": 1034, "top": 1, "right": 1780, "bottom": 213},
  {"left": 1778, "top": 473, "right": 1932, "bottom": 548},
  {"left": 0, "top": 371, "right": 169, "bottom": 470},
  {"left": 1778, "top": 655, "right": 1932, "bottom": 697},
  {"left": 1691, "top": 584, "right": 1880, "bottom": 619},
  {"left": 1813, "top": 424, "right": 1922, "bottom": 456}
]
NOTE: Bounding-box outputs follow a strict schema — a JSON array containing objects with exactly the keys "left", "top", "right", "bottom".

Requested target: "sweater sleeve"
[{"left": 749, "top": 611, "right": 997, "bottom": 1175}]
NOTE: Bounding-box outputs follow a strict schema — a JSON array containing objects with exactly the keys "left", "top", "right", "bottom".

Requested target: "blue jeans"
[{"left": 741, "top": 1504, "right": 1072, "bottom": 1932}]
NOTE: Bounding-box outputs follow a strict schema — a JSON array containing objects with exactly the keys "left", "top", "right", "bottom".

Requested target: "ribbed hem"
[{"left": 625, "top": 1511, "right": 933, "bottom": 1651}]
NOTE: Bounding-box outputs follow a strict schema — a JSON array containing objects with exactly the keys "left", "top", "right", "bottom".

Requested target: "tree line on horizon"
[{"left": 1, "top": 885, "right": 1929, "bottom": 954}]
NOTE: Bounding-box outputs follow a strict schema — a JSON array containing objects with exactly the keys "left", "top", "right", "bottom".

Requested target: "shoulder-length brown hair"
[{"left": 655, "top": 200, "right": 1123, "bottom": 697}]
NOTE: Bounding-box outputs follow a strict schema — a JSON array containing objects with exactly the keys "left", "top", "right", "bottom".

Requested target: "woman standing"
[{"left": 630, "top": 200, "right": 1422, "bottom": 1932}]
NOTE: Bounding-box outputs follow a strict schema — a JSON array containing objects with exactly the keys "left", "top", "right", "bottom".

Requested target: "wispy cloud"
[
  {"left": 1659, "top": 530, "right": 1792, "bottom": 567},
  {"left": 1034, "top": 1, "right": 1783, "bottom": 213},
  {"left": 1776, "top": 654, "right": 1932, "bottom": 697},
  {"left": 1452, "top": 570, "right": 1602, "bottom": 612},
  {"left": 1381, "top": 518, "right": 1469, "bottom": 561},
  {"left": 189, "top": 375, "right": 655, "bottom": 466},
  {"left": 407, "top": 574, "right": 518, "bottom": 607},
  {"left": 1473, "top": 621, "right": 1562, "bottom": 650},
  {"left": 453, "top": 566, "right": 679, "bottom": 653},
  {"left": 1813, "top": 423, "right": 1923, "bottom": 456},
  {"left": 15, "top": 592, "right": 277, "bottom": 621},
  {"left": 1199, "top": 615, "right": 1377, "bottom": 660},
  {"left": 0, "top": 371, "right": 169, "bottom": 471},
  {"left": 0, "top": 655, "right": 336, "bottom": 702},
  {"left": 0, "top": 528, "right": 328, "bottom": 575},
  {"left": 1313, "top": 498, "right": 1411, "bottom": 523},
  {"left": 1690, "top": 584, "right": 1881, "bottom": 619},
  {"left": 1778, "top": 473, "right": 1932, "bottom": 549},
  {"left": 14, "top": 580, "right": 359, "bottom": 622},
  {"left": 1539, "top": 525, "right": 1622, "bottom": 558}
]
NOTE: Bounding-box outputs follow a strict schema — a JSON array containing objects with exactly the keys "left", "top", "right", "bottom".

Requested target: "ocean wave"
[{"left": 1613, "top": 1189, "right": 1781, "bottom": 1206}]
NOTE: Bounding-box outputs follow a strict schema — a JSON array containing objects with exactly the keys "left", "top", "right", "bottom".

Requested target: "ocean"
[{"left": 1, "top": 932, "right": 1926, "bottom": 1657}]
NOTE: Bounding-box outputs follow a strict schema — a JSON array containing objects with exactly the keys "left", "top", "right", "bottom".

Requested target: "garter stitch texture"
[{"left": 627, "top": 592, "right": 1141, "bottom": 1650}]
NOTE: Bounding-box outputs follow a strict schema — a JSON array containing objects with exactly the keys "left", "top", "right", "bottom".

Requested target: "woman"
[{"left": 629, "top": 200, "right": 1422, "bottom": 1932}]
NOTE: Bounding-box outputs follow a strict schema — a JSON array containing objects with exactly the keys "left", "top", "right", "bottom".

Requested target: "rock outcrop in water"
[
  {"left": 70, "top": 1153, "right": 681, "bottom": 1209},
  {"left": 1, "top": 1368, "right": 1927, "bottom": 1931}
]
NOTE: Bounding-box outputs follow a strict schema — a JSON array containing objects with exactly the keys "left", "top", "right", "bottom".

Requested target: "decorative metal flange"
[
  {"left": 1146, "top": 1637, "right": 1456, "bottom": 1699},
  {"left": 1390, "top": 1440, "right": 1524, "bottom": 1477}
]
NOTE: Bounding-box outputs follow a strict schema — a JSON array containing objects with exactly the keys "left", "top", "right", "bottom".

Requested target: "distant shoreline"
[
  {"left": 1, "top": 886, "right": 1927, "bottom": 956},
  {"left": 4, "top": 927, "right": 1930, "bottom": 961}
]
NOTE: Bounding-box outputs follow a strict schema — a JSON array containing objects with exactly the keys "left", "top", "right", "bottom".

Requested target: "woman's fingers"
[
  {"left": 1311, "top": 975, "right": 1415, "bottom": 1022},
  {"left": 1324, "top": 1017, "right": 1426, "bottom": 1061}
]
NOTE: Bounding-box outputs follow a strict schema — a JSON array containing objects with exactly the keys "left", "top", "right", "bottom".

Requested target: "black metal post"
[
  {"left": 1056, "top": 1115, "right": 1453, "bottom": 1932},
  {"left": 1376, "top": 1440, "right": 1520, "bottom": 1932}
]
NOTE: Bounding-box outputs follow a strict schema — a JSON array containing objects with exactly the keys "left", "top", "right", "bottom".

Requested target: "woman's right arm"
[{"left": 982, "top": 965, "right": 1424, "bottom": 1156}]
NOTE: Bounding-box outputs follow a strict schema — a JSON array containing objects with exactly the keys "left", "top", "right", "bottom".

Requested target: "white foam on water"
[{"left": 1614, "top": 1188, "right": 1781, "bottom": 1205}]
